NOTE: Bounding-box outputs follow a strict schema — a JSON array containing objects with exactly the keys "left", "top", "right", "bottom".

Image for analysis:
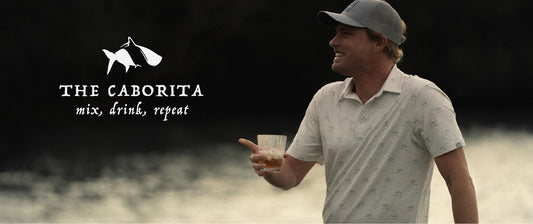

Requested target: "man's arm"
[
  {"left": 239, "top": 138, "right": 316, "bottom": 190},
  {"left": 434, "top": 147, "right": 478, "bottom": 223}
]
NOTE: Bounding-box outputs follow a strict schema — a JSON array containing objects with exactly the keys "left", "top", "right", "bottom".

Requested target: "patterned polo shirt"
[{"left": 287, "top": 65, "right": 465, "bottom": 223}]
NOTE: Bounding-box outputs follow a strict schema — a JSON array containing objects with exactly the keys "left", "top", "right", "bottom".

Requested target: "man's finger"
[
  {"left": 252, "top": 163, "right": 266, "bottom": 170},
  {"left": 238, "top": 138, "right": 259, "bottom": 154},
  {"left": 250, "top": 154, "right": 268, "bottom": 162}
]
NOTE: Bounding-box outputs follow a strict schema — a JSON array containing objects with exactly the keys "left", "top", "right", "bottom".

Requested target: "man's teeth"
[{"left": 335, "top": 53, "right": 344, "bottom": 57}]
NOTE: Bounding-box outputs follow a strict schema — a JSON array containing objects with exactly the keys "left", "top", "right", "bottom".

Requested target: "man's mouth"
[{"left": 334, "top": 51, "right": 345, "bottom": 61}]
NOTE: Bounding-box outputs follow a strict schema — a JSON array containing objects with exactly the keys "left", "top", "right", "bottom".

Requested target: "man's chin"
[{"left": 331, "top": 64, "right": 349, "bottom": 76}]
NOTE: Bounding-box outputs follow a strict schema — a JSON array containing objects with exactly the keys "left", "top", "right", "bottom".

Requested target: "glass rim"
[{"left": 257, "top": 134, "right": 287, "bottom": 137}]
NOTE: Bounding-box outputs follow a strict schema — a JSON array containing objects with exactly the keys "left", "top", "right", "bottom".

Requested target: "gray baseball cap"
[{"left": 318, "top": 0, "right": 403, "bottom": 46}]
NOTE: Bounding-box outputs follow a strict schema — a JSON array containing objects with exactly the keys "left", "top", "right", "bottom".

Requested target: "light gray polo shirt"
[{"left": 287, "top": 65, "right": 465, "bottom": 223}]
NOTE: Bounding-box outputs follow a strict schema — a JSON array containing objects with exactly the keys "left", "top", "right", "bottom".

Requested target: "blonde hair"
[{"left": 366, "top": 20, "right": 407, "bottom": 63}]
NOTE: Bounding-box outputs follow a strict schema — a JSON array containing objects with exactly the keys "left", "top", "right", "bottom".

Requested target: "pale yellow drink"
[{"left": 257, "top": 135, "right": 286, "bottom": 173}]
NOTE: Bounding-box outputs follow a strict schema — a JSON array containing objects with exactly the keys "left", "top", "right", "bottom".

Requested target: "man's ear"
[{"left": 375, "top": 35, "right": 388, "bottom": 51}]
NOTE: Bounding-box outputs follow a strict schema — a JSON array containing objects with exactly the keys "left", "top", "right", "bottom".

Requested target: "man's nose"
[{"left": 329, "top": 34, "right": 340, "bottom": 48}]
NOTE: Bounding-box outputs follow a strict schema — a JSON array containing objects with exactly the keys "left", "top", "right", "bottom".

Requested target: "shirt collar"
[
  {"left": 381, "top": 65, "right": 404, "bottom": 94},
  {"left": 338, "top": 65, "right": 404, "bottom": 102}
]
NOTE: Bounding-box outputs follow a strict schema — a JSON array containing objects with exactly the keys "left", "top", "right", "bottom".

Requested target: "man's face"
[{"left": 329, "top": 23, "right": 376, "bottom": 76}]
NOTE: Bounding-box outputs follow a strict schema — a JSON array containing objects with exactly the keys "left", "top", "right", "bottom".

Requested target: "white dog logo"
[{"left": 102, "top": 36, "right": 162, "bottom": 75}]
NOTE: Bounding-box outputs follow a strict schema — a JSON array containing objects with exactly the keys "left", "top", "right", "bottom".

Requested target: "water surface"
[{"left": 1, "top": 127, "right": 532, "bottom": 223}]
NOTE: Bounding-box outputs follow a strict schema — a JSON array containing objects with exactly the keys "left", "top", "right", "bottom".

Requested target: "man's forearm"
[
  {"left": 263, "top": 173, "right": 297, "bottom": 190},
  {"left": 263, "top": 159, "right": 299, "bottom": 190},
  {"left": 449, "top": 177, "right": 478, "bottom": 223},
  {"left": 262, "top": 156, "right": 315, "bottom": 190}
]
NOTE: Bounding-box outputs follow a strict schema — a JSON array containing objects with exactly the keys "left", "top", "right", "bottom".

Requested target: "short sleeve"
[
  {"left": 413, "top": 83, "right": 465, "bottom": 158},
  {"left": 287, "top": 89, "right": 324, "bottom": 164}
]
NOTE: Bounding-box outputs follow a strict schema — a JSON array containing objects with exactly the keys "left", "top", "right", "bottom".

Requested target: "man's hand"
[
  {"left": 238, "top": 138, "right": 285, "bottom": 176},
  {"left": 238, "top": 137, "right": 315, "bottom": 190}
]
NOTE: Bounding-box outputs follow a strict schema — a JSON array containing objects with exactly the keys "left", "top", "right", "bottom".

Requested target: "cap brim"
[{"left": 318, "top": 11, "right": 365, "bottom": 28}]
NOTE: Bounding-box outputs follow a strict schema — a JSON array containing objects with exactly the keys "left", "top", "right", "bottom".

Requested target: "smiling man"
[{"left": 239, "top": 0, "right": 478, "bottom": 223}]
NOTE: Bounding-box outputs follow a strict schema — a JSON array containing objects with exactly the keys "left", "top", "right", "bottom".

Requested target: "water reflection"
[{"left": 1, "top": 128, "right": 532, "bottom": 222}]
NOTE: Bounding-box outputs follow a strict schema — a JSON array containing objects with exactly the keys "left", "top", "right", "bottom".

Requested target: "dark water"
[{"left": 2, "top": 127, "right": 533, "bottom": 222}]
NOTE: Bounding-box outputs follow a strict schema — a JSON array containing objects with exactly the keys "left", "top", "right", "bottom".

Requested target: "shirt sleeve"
[
  {"left": 413, "top": 83, "right": 466, "bottom": 158},
  {"left": 287, "top": 89, "right": 324, "bottom": 164}
]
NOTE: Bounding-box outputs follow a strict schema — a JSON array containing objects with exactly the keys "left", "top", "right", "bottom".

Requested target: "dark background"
[{"left": 4, "top": 0, "right": 533, "bottom": 172}]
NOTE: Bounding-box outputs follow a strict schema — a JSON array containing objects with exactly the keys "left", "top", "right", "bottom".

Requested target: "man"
[{"left": 239, "top": 0, "right": 478, "bottom": 223}]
